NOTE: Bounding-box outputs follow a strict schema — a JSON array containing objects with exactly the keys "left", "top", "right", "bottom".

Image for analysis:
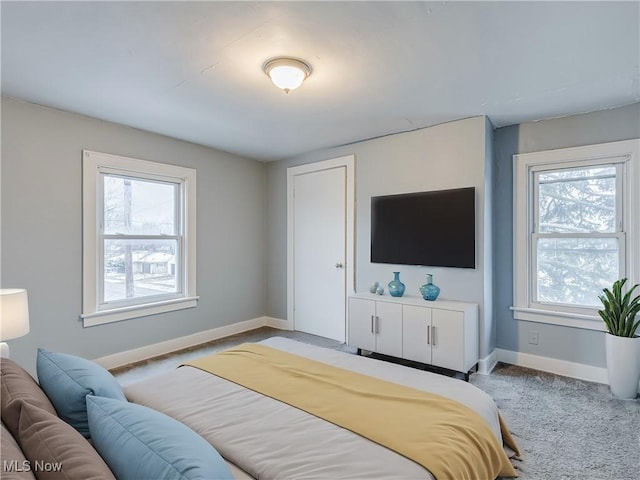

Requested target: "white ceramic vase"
[{"left": 605, "top": 333, "right": 640, "bottom": 399}]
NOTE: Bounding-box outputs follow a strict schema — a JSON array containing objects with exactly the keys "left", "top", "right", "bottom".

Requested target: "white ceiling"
[{"left": 2, "top": 1, "right": 639, "bottom": 161}]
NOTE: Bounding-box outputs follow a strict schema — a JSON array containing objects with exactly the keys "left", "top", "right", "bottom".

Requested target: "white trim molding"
[
  {"left": 479, "top": 348, "right": 609, "bottom": 385},
  {"left": 477, "top": 349, "right": 499, "bottom": 375},
  {"left": 94, "top": 316, "right": 288, "bottom": 370},
  {"left": 508, "top": 306, "right": 606, "bottom": 332},
  {"left": 82, "top": 297, "right": 199, "bottom": 327},
  {"left": 264, "top": 317, "right": 291, "bottom": 330}
]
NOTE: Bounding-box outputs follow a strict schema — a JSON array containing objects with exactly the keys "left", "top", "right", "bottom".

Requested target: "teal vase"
[
  {"left": 420, "top": 274, "right": 440, "bottom": 301},
  {"left": 388, "top": 272, "right": 405, "bottom": 297}
]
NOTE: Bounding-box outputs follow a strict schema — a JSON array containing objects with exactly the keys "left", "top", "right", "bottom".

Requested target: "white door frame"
[{"left": 286, "top": 155, "right": 356, "bottom": 334}]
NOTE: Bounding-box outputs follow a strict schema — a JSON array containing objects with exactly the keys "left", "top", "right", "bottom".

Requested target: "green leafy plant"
[{"left": 598, "top": 278, "right": 640, "bottom": 337}]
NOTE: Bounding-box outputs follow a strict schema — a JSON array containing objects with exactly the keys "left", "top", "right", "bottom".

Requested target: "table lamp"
[{"left": 0, "top": 289, "right": 30, "bottom": 358}]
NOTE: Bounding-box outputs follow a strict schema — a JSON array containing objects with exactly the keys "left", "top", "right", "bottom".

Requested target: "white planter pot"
[{"left": 605, "top": 333, "right": 640, "bottom": 399}]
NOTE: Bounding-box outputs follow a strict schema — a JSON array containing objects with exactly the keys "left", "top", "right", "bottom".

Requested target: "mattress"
[{"left": 124, "top": 337, "right": 514, "bottom": 479}]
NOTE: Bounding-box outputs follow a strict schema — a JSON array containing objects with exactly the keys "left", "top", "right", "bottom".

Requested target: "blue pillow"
[
  {"left": 36, "top": 348, "right": 126, "bottom": 438},
  {"left": 86, "top": 396, "right": 233, "bottom": 480}
]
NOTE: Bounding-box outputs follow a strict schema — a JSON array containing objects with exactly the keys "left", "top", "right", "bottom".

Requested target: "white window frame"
[
  {"left": 82, "top": 150, "right": 198, "bottom": 327},
  {"left": 512, "top": 139, "right": 639, "bottom": 331}
]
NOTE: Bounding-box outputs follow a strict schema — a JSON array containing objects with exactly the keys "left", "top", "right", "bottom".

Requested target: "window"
[
  {"left": 513, "top": 140, "right": 639, "bottom": 330},
  {"left": 82, "top": 151, "right": 197, "bottom": 326}
]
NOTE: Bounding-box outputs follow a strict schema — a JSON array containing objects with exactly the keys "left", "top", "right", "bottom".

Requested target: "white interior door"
[{"left": 292, "top": 166, "right": 347, "bottom": 341}]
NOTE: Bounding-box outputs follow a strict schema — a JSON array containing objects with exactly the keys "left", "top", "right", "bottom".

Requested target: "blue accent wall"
[{"left": 493, "top": 103, "right": 640, "bottom": 367}]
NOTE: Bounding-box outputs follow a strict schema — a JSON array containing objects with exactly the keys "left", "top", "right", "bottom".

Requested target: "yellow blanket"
[{"left": 185, "top": 343, "right": 519, "bottom": 480}]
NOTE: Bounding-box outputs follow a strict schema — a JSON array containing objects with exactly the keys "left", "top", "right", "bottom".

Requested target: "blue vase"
[
  {"left": 420, "top": 274, "right": 440, "bottom": 301},
  {"left": 388, "top": 272, "right": 405, "bottom": 297}
]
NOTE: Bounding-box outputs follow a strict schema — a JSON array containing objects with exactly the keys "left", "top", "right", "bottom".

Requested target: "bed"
[{"left": 124, "top": 337, "right": 520, "bottom": 480}]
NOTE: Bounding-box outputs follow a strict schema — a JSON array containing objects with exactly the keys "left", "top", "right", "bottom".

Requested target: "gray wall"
[
  {"left": 5, "top": 95, "right": 635, "bottom": 375},
  {"left": 1, "top": 97, "right": 267, "bottom": 373},
  {"left": 493, "top": 103, "right": 640, "bottom": 368},
  {"left": 267, "top": 116, "right": 496, "bottom": 357}
]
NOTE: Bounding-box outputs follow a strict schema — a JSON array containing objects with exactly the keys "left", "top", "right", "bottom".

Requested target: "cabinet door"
[
  {"left": 402, "top": 305, "right": 431, "bottom": 364},
  {"left": 348, "top": 298, "right": 376, "bottom": 351},
  {"left": 374, "top": 301, "right": 403, "bottom": 358},
  {"left": 431, "top": 309, "right": 464, "bottom": 371}
]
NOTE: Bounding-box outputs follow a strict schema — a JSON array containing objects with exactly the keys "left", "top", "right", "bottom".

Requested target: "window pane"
[
  {"left": 538, "top": 166, "right": 616, "bottom": 233},
  {"left": 104, "top": 175, "right": 177, "bottom": 235},
  {"left": 103, "top": 239, "right": 178, "bottom": 303},
  {"left": 536, "top": 237, "right": 619, "bottom": 307}
]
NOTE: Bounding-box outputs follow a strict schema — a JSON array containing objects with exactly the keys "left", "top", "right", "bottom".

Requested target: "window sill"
[
  {"left": 82, "top": 296, "right": 199, "bottom": 327},
  {"left": 510, "top": 306, "right": 606, "bottom": 332}
]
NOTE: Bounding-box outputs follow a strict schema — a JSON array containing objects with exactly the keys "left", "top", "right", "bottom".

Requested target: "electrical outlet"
[{"left": 528, "top": 331, "right": 539, "bottom": 345}]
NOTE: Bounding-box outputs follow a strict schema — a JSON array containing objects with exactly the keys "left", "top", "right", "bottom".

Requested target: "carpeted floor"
[
  {"left": 470, "top": 363, "right": 640, "bottom": 480},
  {"left": 112, "top": 327, "right": 640, "bottom": 480}
]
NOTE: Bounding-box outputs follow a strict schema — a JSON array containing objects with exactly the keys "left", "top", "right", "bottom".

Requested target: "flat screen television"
[{"left": 370, "top": 187, "right": 476, "bottom": 268}]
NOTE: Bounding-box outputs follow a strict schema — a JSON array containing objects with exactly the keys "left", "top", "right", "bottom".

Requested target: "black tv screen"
[{"left": 371, "top": 187, "right": 476, "bottom": 268}]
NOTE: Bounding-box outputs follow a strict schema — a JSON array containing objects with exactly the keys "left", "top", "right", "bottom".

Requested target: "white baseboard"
[
  {"left": 264, "top": 316, "right": 291, "bottom": 330},
  {"left": 477, "top": 349, "right": 499, "bottom": 375},
  {"left": 493, "top": 348, "right": 609, "bottom": 385},
  {"left": 94, "top": 316, "right": 288, "bottom": 370}
]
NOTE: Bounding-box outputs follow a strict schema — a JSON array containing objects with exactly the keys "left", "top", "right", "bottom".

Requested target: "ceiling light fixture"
[{"left": 263, "top": 57, "right": 312, "bottom": 94}]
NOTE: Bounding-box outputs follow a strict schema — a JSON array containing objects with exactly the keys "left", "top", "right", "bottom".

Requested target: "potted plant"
[{"left": 598, "top": 278, "right": 640, "bottom": 399}]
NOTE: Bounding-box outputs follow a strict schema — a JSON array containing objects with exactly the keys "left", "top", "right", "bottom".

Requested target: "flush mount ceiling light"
[{"left": 263, "top": 57, "right": 312, "bottom": 94}]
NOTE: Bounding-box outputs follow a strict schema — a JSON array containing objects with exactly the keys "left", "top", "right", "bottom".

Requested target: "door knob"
[{"left": 335, "top": 262, "right": 344, "bottom": 269}]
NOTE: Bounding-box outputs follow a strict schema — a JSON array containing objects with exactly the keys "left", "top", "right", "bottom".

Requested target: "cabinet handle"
[
  {"left": 432, "top": 326, "right": 436, "bottom": 346},
  {"left": 376, "top": 316, "right": 380, "bottom": 334},
  {"left": 427, "top": 325, "right": 430, "bottom": 345},
  {"left": 371, "top": 315, "right": 374, "bottom": 334}
]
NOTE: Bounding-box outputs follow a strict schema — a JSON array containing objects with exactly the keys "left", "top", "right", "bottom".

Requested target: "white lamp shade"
[
  {"left": 0, "top": 289, "right": 30, "bottom": 341},
  {"left": 264, "top": 58, "right": 312, "bottom": 93}
]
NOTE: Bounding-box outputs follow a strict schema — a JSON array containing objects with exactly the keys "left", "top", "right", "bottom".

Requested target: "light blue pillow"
[
  {"left": 36, "top": 348, "right": 126, "bottom": 438},
  {"left": 86, "top": 396, "right": 233, "bottom": 480}
]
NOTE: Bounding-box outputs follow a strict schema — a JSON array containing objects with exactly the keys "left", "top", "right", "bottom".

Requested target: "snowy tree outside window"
[{"left": 534, "top": 165, "right": 621, "bottom": 307}]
